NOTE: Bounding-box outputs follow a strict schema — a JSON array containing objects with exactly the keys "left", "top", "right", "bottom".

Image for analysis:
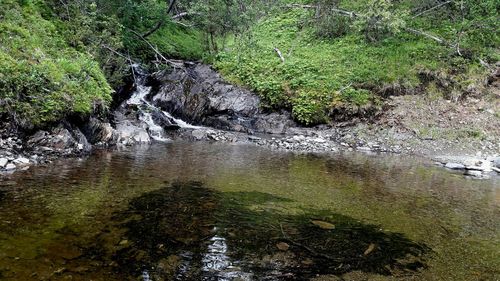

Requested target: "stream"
[{"left": 0, "top": 142, "right": 498, "bottom": 280}]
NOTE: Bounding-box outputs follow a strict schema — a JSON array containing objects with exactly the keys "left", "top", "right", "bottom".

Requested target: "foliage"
[
  {"left": 214, "top": 0, "right": 499, "bottom": 124},
  {"left": 354, "top": 0, "right": 408, "bottom": 42},
  {"left": 0, "top": 0, "right": 112, "bottom": 128}
]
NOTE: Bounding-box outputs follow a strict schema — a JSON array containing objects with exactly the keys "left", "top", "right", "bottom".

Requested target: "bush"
[{"left": 0, "top": 0, "right": 112, "bottom": 128}]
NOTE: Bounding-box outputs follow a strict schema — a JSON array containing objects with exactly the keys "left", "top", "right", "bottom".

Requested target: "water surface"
[{"left": 0, "top": 142, "right": 498, "bottom": 280}]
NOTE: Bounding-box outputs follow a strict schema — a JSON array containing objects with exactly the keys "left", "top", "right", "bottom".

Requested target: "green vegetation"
[
  {"left": 0, "top": 0, "right": 205, "bottom": 128},
  {"left": 0, "top": 0, "right": 498, "bottom": 127},
  {"left": 0, "top": 0, "right": 113, "bottom": 128},
  {"left": 214, "top": 0, "right": 499, "bottom": 124}
]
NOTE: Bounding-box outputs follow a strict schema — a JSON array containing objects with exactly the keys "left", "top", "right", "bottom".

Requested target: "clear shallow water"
[{"left": 0, "top": 142, "right": 498, "bottom": 280}]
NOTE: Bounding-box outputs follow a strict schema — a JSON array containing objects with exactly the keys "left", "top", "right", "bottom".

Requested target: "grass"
[
  {"left": 0, "top": 0, "right": 112, "bottom": 128},
  {"left": 213, "top": 2, "right": 498, "bottom": 125}
]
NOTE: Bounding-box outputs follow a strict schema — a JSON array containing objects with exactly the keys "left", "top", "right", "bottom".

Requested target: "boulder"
[
  {"left": 81, "top": 117, "right": 116, "bottom": 144},
  {"left": 150, "top": 63, "right": 295, "bottom": 134},
  {"left": 115, "top": 121, "right": 151, "bottom": 145}
]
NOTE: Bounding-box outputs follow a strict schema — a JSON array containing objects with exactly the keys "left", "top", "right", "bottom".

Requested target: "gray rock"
[
  {"left": 115, "top": 121, "right": 151, "bottom": 145},
  {"left": 5, "top": 163, "right": 16, "bottom": 170},
  {"left": 445, "top": 163, "right": 466, "bottom": 170},
  {"left": 191, "top": 129, "right": 207, "bottom": 140},
  {"left": 150, "top": 63, "right": 295, "bottom": 134},
  {"left": 465, "top": 170, "right": 483, "bottom": 177},
  {"left": 82, "top": 117, "right": 116, "bottom": 145},
  {"left": 13, "top": 157, "right": 30, "bottom": 166},
  {"left": 0, "top": 158, "right": 7, "bottom": 168},
  {"left": 493, "top": 157, "right": 500, "bottom": 168}
]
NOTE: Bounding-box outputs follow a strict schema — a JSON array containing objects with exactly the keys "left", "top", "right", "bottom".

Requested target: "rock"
[
  {"left": 82, "top": 117, "right": 116, "bottom": 144},
  {"left": 150, "top": 63, "right": 295, "bottom": 134},
  {"left": 276, "top": 242, "right": 290, "bottom": 251},
  {"left": 313, "top": 138, "right": 326, "bottom": 143},
  {"left": 151, "top": 110, "right": 180, "bottom": 130},
  {"left": 445, "top": 163, "right": 465, "bottom": 170},
  {"left": 311, "top": 220, "right": 335, "bottom": 230},
  {"left": 13, "top": 157, "right": 30, "bottom": 166},
  {"left": 0, "top": 158, "right": 7, "bottom": 168},
  {"left": 191, "top": 129, "right": 207, "bottom": 140},
  {"left": 465, "top": 170, "right": 483, "bottom": 177},
  {"left": 115, "top": 121, "right": 151, "bottom": 145},
  {"left": 248, "top": 136, "right": 261, "bottom": 142},
  {"left": 5, "top": 163, "right": 16, "bottom": 170},
  {"left": 493, "top": 157, "right": 500, "bottom": 169},
  {"left": 292, "top": 135, "right": 305, "bottom": 142}
]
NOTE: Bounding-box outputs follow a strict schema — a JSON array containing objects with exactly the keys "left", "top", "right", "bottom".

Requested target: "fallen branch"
[
  {"left": 127, "top": 28, "right": 181, "bottom": 67},
  {"left": 274, "top": 47, "right": 285, "bottom": 63},
  {"left": 412, "top": 1, "right": 454, "bottom": 19},
  {"left": 403, "top": 27, "right": 449, "bottom": 46},
  {"left": 172, "top": 12, "right": 201, "bottom": 20}
]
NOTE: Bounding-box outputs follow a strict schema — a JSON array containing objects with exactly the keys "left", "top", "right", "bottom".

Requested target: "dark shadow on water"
[{"left": 109, "top": 181, "right": 430, "bottom": 280}]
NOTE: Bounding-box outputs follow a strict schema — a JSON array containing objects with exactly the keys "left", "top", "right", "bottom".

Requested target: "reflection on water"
[{"left": 0, "top": 142, "right": 498, "bottom": 280}]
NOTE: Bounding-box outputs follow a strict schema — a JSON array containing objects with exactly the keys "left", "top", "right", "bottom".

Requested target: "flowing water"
[{"left": 0, "top": 142, "right": 498, "bottom": 280}]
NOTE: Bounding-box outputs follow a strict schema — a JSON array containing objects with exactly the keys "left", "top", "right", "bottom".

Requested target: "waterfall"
[{"left": 125, "top": 67, "right": 201, "bottom": 142}]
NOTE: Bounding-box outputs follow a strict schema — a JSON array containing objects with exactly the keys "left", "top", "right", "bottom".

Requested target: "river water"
[{"left": 0, "top": 142, "right": 498, "bottom": 280}]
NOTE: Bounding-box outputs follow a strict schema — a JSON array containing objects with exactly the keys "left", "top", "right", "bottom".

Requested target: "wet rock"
[
  {"left": 151, "top": 110, "right": 180, "bottom": 130},
  {"left": 115, "top": 121, "right": 151, "bottom": 145},
  {"left": 445, "top": 163, "right": 465, "bottom": 170},
  {"left": 276, "top": 242, "right": 290, "bottom": 251},
  {"left": 150, "top": 63, "right": 295, "bottom": 134},
  {"left": 0, "top": 158, "right": 7, "bottom": 168},
  {"left": 81, "top": 117, "right": 116, "bottom": 145}
]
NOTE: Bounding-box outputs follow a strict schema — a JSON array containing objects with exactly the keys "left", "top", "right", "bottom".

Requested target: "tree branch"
[
  {"left": 142, "top": 0, "right": 178, "bottom": 38},
  {"left": 412, "top": 1, "right": 454, "bottom": 19}
]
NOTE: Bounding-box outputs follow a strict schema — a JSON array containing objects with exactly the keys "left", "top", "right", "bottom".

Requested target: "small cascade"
[{"left": 124, "top": 66, "right": 201, "bottom": 142}]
